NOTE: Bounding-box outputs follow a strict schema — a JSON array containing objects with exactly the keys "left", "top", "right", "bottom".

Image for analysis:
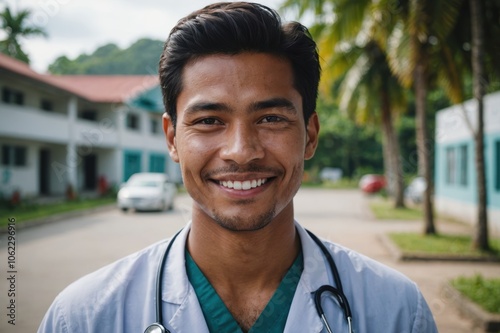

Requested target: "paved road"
[{"left": 0, "top": 188, "right": 498, "bottom": 332}]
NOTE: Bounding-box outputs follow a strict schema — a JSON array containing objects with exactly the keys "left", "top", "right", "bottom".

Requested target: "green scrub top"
[{"left": 185, "top": 250, "right": 304, "bottom": 333}]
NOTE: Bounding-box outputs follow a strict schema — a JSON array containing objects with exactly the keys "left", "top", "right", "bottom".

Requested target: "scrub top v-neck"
[{"left": 185, "top": 250, "right": 304, "bottom": 333}]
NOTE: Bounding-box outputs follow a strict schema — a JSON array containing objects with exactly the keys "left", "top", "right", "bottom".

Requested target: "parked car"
[
  {"left": 405, "top": 176, "right": 426, "bottom": 204},
  {"left": 319, "top": 167, "right": 343, "bottom": 183},
  {"left": 117, "top": 173, "right": 176, "bottom": 212},
  {"left": 358, "top": 174, "right": 386, "bottom": 194}
]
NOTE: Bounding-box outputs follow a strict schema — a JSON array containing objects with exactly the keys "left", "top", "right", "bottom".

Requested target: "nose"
[{"left": 219, "top": 123, "right": 265, "bottom": 164}]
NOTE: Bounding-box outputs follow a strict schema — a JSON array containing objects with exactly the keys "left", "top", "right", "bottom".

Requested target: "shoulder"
[
  {"left": 326, "top": 240, "right": 419, "bottom": 298},
  {"left": 324, "top": 241, "right": 437, "bottom": 332},
  {"left": 38, "top": 240, "right": 169, "bottom": 333},
  {"left": 64, "top": 239, "right": 169, "bottom": 297}
]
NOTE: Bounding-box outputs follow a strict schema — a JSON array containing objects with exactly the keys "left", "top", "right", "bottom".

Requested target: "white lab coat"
[{"left": 38, "top": 222, "right": 437, "bottom": 333}]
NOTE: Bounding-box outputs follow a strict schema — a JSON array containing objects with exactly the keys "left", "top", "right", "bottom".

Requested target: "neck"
[{"left": 186, "top": 207, "right": 300, "bottom": 290}]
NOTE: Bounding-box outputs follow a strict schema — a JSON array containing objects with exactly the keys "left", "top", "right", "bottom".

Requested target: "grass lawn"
[
  {"left": 0, "top": 197, "right": 116, "bottom": 228},
  {"left": 302, "top": 178, "right": 359, "bottom": 189},
  {"left": 369, "top": 199, "right": 423, "bottom": 220},
  {"left": 388, "top": 232, "right": 500, "bottom": 258},
  {"left": 451, "top": 275, "right": 500, "bottom": 314}
]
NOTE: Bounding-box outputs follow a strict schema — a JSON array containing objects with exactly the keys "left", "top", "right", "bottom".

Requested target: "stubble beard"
[{"left": 211, "top": 204, "right": 276, "bottom": 232}]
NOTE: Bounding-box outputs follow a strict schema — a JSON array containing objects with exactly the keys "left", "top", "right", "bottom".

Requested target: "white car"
[
  {"left": 117, "top": 173, "right": 176, "bottom": 212},
  {"left": 405, "top": 177, "right": 427, "bottom": 204}
]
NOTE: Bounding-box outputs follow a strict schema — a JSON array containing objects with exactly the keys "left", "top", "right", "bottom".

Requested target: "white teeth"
[{"left": 219, "top": 178, "right": 267, "bottom": 190}]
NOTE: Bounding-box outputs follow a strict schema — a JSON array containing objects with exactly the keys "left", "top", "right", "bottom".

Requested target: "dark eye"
[
  {"left": 261, "top": 116, "right": 283, "bottom": 123},
  {"left": 197, "top": 118, "right": 222, "bottom": 125}
]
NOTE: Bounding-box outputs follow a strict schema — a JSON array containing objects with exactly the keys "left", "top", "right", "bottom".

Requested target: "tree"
[
  {"left": 48, "top": 38, "right": 164, "bottom": 75},
  {"left": 282, "top": 0, "right": 407, "bottom": 208},
  {"left": 386, "top": 0, "right": 465, "bottom": 235},
  {"left": 330, "top": 41, "right": 407, "bottom": 207},
  {"left": 469, "top": 0, "right": 489, "bottom": 251},
  {"left": 0, "top": 6, "right": 46, "bottom": 63}
]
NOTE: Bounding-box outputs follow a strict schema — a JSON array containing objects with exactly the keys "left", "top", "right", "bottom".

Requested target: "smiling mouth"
[{"left": 218, "top": 178, "right": 268, "bottom": 190}]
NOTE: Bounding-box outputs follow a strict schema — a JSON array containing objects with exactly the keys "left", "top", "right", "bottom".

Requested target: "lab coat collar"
[
  {"left": 162, "top": 223, "right": 191, "bottom": 304},
  {"left": 160, "top": 221, "right": 329, "bottom": 332},
  {"left": 284, "top": 221, "right": 330, "bottom": 332},
  {"left": 161, "top": 223, "right": 210, "bottom": 332}
]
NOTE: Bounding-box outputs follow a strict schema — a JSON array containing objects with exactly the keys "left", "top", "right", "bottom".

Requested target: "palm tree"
[
  {"left": 329, "top": 41, "right": 407, "bottom": 208},
  {"left": 386, "top": 0, "right": 465, "bottom": 235},
  {"left": 0, "top": 6, "right": 46, "bottom": 63},
  {"left": 282, "top": 0, "right": 407, "bottom": 208},
  {"left": 443, "top": 0, "right": 500, "bottom": 251},
  {"left": 469, "top": 0, "right": 488, "bottom": 251}
]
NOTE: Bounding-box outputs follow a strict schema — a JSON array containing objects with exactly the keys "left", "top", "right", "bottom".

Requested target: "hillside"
[{"left": 48, "top": 38, "right": 163, "bottom": 75}]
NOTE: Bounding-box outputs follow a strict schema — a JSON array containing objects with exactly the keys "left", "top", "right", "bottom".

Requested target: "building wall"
[
  {"left": 0, "top": 138, "right": 38, "bottom": 196},
  {"left": 435, "top": 91, "right": 500, "bottom": 233},
  {"left": 1, "top": 77, "right": 178, "bottom": 199}
]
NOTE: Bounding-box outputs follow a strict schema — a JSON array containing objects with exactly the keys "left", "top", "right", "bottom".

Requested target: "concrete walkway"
[{"left": 294, "top": 188, "right": 499, "bottom": 333}]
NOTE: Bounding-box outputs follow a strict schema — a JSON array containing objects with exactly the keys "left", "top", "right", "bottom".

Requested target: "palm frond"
[
  {"left": 338, "top": 53, "right": 370, "bottom": 112},
  {"left": 387, "top": 21, "right": 414, "bottom": 88}
]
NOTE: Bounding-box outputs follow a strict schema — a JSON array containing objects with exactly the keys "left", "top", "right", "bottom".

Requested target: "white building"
[
  {"left": 0, "top": 53, "right": 180, "bottom": 199},
  {"left": 434, "top": 91, "right": 500, "bottom": 235}
]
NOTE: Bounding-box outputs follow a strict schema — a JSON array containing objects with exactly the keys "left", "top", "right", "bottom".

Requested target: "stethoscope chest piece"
[{"left": 144, "top": 322, "right": 168, "bottom": 333}]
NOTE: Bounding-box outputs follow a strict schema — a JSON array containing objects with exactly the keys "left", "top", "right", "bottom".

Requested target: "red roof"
[
  {"left": 0, "top": 53, "right": 158, "bottom": 103},
  {"left": 49, "top": 75, "right": 159, "bottom": 103}
]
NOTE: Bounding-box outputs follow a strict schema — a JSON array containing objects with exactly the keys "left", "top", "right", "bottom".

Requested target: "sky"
[{"left": 1, "top": 0, "right": 292, "bottom": 73}]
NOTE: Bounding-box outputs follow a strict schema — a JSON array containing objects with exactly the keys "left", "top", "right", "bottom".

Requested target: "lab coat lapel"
[
  {"left": 161, "top": 224, "right": 210, "bottom": 333},
  {"left": 283, "top": 223, "right": 328, "bottom": 332},
  {"left": 168, "top": 289, "right": 209, "bottom": 333}
]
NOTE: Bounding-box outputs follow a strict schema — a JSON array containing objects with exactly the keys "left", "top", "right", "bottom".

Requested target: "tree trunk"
[
  {"left": 380, "top": 88, "right": 405, "bottom": 208},
  {"left": 414, "top": 57, "right": 436, "bottom": 235},
  {"left": 470, "top": 0, "right": 489, "bottom": 251}
]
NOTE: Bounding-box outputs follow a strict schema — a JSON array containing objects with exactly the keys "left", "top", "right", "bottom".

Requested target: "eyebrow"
[
  {"left": 184, "top": 102, "right": 231, "bottom": 114},
  {"left": 184, "top": 97, "right": 298, "bottom": 115},
  {"left": 250, "top": 97, "right": 297, "bottom": 114}
]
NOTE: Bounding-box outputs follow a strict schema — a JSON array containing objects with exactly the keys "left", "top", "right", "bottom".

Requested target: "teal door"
[{"left": 123, "top": 151, "right": 141, "bottom": 182}]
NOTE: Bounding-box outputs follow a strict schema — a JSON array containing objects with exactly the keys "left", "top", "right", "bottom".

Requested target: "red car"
[{"left": 359, "top": 174, "right": 386, "bottom": 193}]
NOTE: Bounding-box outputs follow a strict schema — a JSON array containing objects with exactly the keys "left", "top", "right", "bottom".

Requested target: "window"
[
  {"left": 80, "top": 110, "right": 98, "bottom": 121},
  {"left": 149, "top": 154, "right": 165, "bottom": 173},
  {"left": 151, "top": 119, "right": 160, "bottom": 134},
  {"left": 126, "top": 113, "right": 140, "bottom": 130},
  {"left": 1, "top": 145, "right": 27, "bottom": 167},
  {"left": 496, "top": 140, "right": 500, "bottom": 191},
  {"left": 459, "top": 144, "right": 468, "bottom": 186},
  {"left": 2, "top": 87, "right": 24, "bottom": 105},
  {"left": 40, "top": 99, "right": 54, "bottom": 111},
  {"left": 445, "top": 147, "right": 456, "bottom": 185},
  {"left": 123, "top": 152, "right": 141, "bottom": 181}
]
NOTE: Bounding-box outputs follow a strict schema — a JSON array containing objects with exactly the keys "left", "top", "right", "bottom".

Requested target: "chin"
[{"left": 212, "top": 209, "right": 275, "bottom": 232}]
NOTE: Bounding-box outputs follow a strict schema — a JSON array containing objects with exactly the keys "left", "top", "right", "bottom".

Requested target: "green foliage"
[
  {"left": 302, "top": 178, "right": 358, "bottom": 189},
  {"left": 369, "top": 199, "right": 423, "bottom": 220},
  {"left": 451, "top": 275, "right": 500, "bottom": 314},
  {"left": 0, "top": 6, "right": 46, "bottom": 63},
  {"left": 388, "top": 232, "right": 500, "bottom": 256},
  {"left": 307, "top": 98, "right": 384, "bottom": 179},
  {"left": 48, "top": 38, "right": 163, "bottom": 74},
  {"left": 0, "top": 196, "right": 115, "bottom": 228}
]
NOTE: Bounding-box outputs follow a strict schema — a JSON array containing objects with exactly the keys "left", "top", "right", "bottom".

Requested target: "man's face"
[{"left": 163, "top": 52, "right": 319, "bottom": 231}]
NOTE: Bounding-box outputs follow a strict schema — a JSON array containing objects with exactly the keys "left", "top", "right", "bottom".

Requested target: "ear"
[
  {"left": 163, "top": 113, "right": 179, "bottom": 163},
  {"left": 304, "top": 112, "right": 320, "bottom": 160}
]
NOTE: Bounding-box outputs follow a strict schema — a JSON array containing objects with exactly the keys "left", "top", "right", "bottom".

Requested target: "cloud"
[{"left": 4, "top": 0, "right": 284, "bottom": 72}]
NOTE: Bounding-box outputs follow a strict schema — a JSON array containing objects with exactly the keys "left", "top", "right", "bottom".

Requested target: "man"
[{"left": 39, "top": 2, "right": 438, "bottom": 332}]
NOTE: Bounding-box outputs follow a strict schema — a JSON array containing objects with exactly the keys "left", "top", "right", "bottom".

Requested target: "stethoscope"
[{"left": 145, "top": 229, "right": 353, "bottom": 333}]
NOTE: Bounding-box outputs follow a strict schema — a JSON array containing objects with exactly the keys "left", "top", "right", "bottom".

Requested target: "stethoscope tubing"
[
  {"left": 147, "top": 229, "right": 183, "bottom": 333},
  {"left": 146, "top": 228, "right": 353, "bottom": 333}
]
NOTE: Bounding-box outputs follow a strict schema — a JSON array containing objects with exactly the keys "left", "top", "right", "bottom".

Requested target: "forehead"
[{"left": 178, "top": 52, "right": 299, "bottom": 107}]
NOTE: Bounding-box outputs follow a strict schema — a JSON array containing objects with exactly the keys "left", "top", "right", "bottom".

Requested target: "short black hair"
[{"left": 159, "top": 1, "right": 320, "bottom": 127}]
